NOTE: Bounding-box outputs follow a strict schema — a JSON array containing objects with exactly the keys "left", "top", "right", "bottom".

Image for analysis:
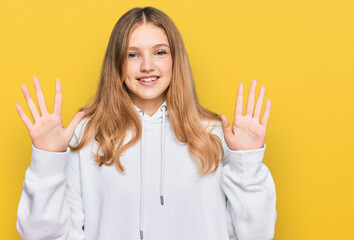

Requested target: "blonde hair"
[{"left": 70, "top": 6, "right": 224, "bottom": 176}]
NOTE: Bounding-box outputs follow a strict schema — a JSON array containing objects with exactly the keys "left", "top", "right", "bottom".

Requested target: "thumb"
[
  {"left": 65, "top": 111, "right": 85, "bottom": 138},
  {"left": 221, "top": 113, "right": 233, "bottom": 141}
]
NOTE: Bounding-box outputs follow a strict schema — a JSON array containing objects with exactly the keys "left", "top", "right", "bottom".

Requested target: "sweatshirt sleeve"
[
  {"left": 16, "top": 126, "right": 85, "bottom": 240},
  {"left": 219, "top": 128, "right": 277, "bottom": 240}
]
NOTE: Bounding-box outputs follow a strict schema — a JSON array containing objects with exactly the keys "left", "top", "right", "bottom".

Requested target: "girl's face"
[{"left": 124, "top": 23, "right": 173, "bottom": 108}]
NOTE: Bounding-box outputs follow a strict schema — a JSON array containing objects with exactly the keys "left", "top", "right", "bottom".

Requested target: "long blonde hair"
[{"left": 70, "top": 6, "right": 224, "bottom": 176}]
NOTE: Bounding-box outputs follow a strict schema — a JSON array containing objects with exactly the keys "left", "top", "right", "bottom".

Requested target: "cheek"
[
  {"left": 158, "top": 58, "right": 173, "bottom": 75},
  {"left": 124, "top": 63, "right": 138, "bottom": 81}
]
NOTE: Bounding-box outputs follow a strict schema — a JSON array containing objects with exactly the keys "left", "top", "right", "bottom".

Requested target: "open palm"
[
  {"left": 15, "top": 76, "right": 84, "bottom": 152},
  {"left": 221, "top": 79, "right": 271, "bottom": 151}
]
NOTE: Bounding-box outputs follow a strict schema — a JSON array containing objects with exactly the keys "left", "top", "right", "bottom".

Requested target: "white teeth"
[{"left": 140, "top": 77, "right": 158, "bottom": 82}]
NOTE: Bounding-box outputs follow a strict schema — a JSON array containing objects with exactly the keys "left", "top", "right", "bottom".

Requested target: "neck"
[{"left": 133, "top": 97, "right": 165, "bottom": 116}]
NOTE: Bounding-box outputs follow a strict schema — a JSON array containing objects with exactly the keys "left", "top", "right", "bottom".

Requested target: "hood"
[
  {"left": 133, "top": 100, "right": 169, "bottom": 124},
  {"left": 133, "top": 100, "right": 168, "bottom": 239}
]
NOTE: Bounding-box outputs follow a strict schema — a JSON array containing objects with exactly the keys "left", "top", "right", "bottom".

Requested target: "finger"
[
  {"left": 22, "top": 84, "right": 40, "bottom": 122},
  {"left": 33, "top": 76, "right": 48, "bottom": 116},
  {"left": 221, "top": 113, "right": 234, "bottom": 141},
  {"left": 65, "top": 111, "right": 85, "bottom": 137},
  {"left": 246, "top": 78, "right": 257, "bottom": 117},
  {"left": 233, "top": 82, "right": 244, "bottom": 124},
  {"left": 53, "top": 78, "right": 62, "bottom": 115},
  {"left": 15, "top": 103, "right": 33, "bottom": 132},
  {"left": 261, "top": 99, "right": 271, "bottom": 127},
  {"left": 254, "top": 85, "right": 265, "bottom": 121}
]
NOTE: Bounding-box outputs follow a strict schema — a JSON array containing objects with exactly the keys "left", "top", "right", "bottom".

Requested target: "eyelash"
[{"left": 128, "top": 50, "right": 167, "bottom": 58}]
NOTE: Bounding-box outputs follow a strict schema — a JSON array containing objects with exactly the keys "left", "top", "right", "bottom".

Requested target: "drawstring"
[
  {"left": 138, "top": 104, "right": 167, "bottom": 239},
  {"left": 138, "top": 110, "right": 145, "bottom": 240},
  {"left": 160, "top": 105, "right": 167, "bottom": 205}
]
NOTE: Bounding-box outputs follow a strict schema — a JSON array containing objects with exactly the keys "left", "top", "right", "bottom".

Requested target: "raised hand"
[
  {"left": 15, "top": 76, "right": 85, "bottom": 152},
  {"left": 221, "top": 79, "right": 271, "bottom": 151}
]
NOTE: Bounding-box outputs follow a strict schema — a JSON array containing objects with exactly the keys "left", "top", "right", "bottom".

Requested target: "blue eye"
[
  {"left": 156, "top": 51, "right": 166, "bottom": 56},
  {"left": 128, "top": 53, "right": 137, "bottom": 58}
]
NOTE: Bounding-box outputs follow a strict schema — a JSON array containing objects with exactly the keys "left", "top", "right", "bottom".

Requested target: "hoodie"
[{"left": 16, "top": 100, "right": 277, "bottom": 240}]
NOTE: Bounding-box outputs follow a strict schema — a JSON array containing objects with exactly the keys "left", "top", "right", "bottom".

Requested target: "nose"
[{"left": 140, "top": 55, "right": 155, "bottom": 72}]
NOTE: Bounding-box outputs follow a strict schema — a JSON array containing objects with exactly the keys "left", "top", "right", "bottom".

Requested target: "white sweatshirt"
[{"left": 16, "top": 100, "right": 277, "bottom": 240}]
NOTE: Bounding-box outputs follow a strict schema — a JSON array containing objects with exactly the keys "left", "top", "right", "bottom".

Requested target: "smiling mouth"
[{"left": 137, "top": 77, "right": 160, "bottom": 82}]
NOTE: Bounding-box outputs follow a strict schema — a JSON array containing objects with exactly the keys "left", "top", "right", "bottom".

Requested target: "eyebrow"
[{"left": 128, "top": 43, "right": 170, "bottom": 50}]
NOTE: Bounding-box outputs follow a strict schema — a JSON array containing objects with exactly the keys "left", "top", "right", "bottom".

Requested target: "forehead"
[{"left": 128, "top": 23, "right": 169, "bottom": 48}]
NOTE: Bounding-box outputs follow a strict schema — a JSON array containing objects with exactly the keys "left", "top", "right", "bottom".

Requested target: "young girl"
[{"left": 15, "top": 6, "right": 277, "bottom": 240}]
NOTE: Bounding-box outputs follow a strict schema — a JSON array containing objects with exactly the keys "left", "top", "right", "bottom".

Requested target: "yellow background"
[{"left": 1, "top": 0, "right": 353, "bottom": 239}]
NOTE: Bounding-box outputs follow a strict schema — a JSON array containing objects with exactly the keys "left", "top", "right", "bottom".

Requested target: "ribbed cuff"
[
  {"left": 226, "top": 143, "right": 266, "bottom": 180},
  {"left": 27, "top": 144, "right": 70, "bottom": 180}
]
